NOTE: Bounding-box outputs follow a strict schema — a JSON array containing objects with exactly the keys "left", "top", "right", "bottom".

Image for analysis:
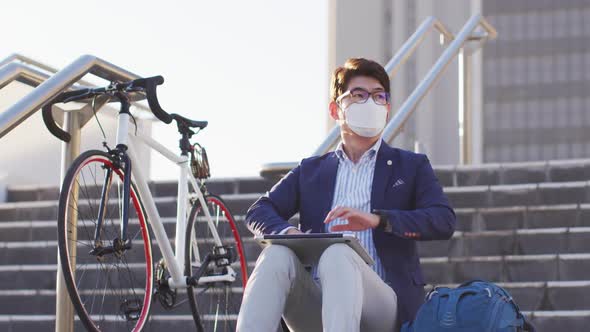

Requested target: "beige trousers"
[{"left": 236, "top": 243, "right": 398, "bottom": 332}]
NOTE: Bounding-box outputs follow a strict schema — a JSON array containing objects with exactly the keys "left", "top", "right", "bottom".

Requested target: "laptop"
[{"left": 255, "top": 233, "right": 375, "bottom": 266}]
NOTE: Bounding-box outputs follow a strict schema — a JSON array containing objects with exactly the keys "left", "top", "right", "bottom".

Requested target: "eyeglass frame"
[{"left": 336, "top": 87, "right": 391, "bottom": 107}]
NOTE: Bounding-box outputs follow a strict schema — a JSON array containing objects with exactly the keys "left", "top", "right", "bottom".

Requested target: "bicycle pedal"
[
  {"left": 212, "top": 246, "right": 237, "bottom": 267},
  {"left": 120, "top": 299, "right": 142, "bottom": 322}
]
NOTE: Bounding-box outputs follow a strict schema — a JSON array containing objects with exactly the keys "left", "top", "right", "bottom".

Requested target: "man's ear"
[{"left": 329, "top": 101, "right": 340, "bottom": 121}]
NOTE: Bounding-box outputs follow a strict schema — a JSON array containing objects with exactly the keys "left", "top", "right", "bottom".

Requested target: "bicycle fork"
[{"left": 90, "top": 151, "right": 133, "bottom": 257}]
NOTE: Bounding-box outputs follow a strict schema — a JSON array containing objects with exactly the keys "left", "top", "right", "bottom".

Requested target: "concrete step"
[
  {"left": 4, "top": 162, "right": 590, "bottom": 206},
  {"left": 0, "top": 281, "right": 587, "bottom": 316},
  {"left": 445, "top": 181, "right": 590, "bottom": 208},
  {"left": 454, "top": 204, "right": 590, "bottom": 232},
  {"left": 1, "top": 253, "right": 589, "bottom": 290},
  {"left": 416, "top": 227, "right": 590, "bottom": 257},
  {"left": 523, "top": 310, "right": 590, "bottom": 332},
  {"left": 1, "top": 311, "right": 590, "bottom": 332},
  {"left": 435, "top": 159, "right": 590, "bottom": 187},
  {"left": 5, "top": 177, "right": 276, "bottom": 203},
  {"left": 0, "top": 215, "right": 252, "bottom": 243},
  {"left": 0, "top": 314, "right": 225, "bottom": 332},
  {"left": 2, "top": 181, "right": 590, "bottom": 222},
  {"left": 2, "top": 227, "right": 588, "bottom": 265},
  {"left": 1, "top": 203, "right": 588, "bottom": 243},
  {"left": 0, "top": 194, "right": 259, "bottom": 222},
  {"left": 0, "top": 290, "right": 192, "bottom": 316},
  {"left": 261, "top": 159, "right": 590, "bottom": 187},
  {"left": 0, "top": 288, "right": 242, "bottom": 316},
  {"left": 420, "top": 253, "right": 590, "bottom": 284}
]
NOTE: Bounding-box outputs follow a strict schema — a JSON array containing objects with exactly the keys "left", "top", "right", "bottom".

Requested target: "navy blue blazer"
[{"left": 246, "top": 141, "right": 456, "bottom": 326}]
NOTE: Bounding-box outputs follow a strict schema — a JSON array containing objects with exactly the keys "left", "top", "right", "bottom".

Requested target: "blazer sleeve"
[
  {"left": 245, "top": 163, "right": 301, "bottom": 236},
  {"left": 374, "top": 155, "right": 456, "bottom": 241}
]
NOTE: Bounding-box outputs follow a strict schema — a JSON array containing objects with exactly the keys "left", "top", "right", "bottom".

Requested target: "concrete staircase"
[{"left": 1, "top": 159, "right": 589, "bottom": 331}]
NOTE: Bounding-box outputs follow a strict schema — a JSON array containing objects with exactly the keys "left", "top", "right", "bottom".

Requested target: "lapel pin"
[{"left": 387, "top": 160, "right": 392, "bottom": 166}]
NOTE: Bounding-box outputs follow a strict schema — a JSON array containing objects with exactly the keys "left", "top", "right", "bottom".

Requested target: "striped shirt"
[{"left": 312, "top": 139, "right": 386, "bottom": 282}]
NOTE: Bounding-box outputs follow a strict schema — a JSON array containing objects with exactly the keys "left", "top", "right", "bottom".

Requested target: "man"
[{"left": 237, "top": 58, "right": 456, "bottom": 332}]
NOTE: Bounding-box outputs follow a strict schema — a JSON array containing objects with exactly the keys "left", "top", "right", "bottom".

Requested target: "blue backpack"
[{"left": 401, "top": 280, "right": 535, "bottom": 332}]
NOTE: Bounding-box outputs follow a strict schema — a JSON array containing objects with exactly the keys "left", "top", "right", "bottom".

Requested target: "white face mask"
[{"left": 338, "top": 99, "right": 388, "bottom": 138}]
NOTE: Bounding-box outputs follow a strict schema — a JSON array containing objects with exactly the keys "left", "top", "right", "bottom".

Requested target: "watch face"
[
  {"left": 373, "top": 211, "right": 392, "bottom": 233},
  {"left": 384, "top": 222, "right": 392, "bottom": 233},
  {"left": 377, "top": 214, "right": 392, "bottom": 233}
]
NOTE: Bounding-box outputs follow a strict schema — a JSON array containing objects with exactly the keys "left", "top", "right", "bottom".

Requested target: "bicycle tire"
[
  {"left": 185, "top": 194, "right": 248, "bottom": 332},
  {"left": 57, "top": 150, "right": 154, "bottom": 331}
]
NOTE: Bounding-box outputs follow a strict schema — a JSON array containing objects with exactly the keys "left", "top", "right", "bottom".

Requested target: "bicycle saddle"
[{"left": 170, "top": 113, "right": 208, "bottom": 129}]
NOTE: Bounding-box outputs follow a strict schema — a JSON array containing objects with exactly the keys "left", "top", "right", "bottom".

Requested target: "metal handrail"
[
  {"left": 0, "top": 53, "right": 94, "bottom": 87},
  {"left": 0, "top": 54, "right": 150, "bottom": 139},
  {"left": 382, "top": 14, "right": 496, "bottom": 143},
  {"left": 260, "top": 14, "right": 496, "bottom": 180},
  {"left": 0, "top": 53, "right": 155, "bottom": 122},
  {"left": 311, "top": 16, "right": 454, "bottom": 156},
  {"left": 0, "top": 62, "right": 52, "bottom": 89}
]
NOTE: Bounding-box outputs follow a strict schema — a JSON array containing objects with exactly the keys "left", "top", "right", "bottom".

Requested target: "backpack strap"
[
  {"left": 437, "top": 287, "right": 481, "bottom": 327},
  {"left": 507, "top": 296, "right": 536, "bottom": 332},
  {"left": 521, "top": 318, "right": 536, "bottom": 332}
]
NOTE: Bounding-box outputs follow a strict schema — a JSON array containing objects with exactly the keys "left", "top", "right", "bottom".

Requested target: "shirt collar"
[{"left": 335, "top": 138, "right": 382, "bottom": 162}]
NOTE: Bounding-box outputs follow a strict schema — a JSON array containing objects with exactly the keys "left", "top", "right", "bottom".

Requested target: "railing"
[
  {"left": 0, "top": 54, "right": 152, "bottom": 138},
  {"left": 0, "top": 53, "right": 94, "bottom": 87},
  {"left": 0, "top": 54, "right": 153, "bottom": 332},
  {"left": 0, "top": 53, "right": 152, "bottom": 114},
  {"left": 0, "top": 62, "right": 53, "bottom": 89},
  {"left": 311, "top": 16, "right": 454, "bottom": 156},
  {"left": 260, "top": 14, "right": 496, "bottom": 180},
  {"left": 382, "top": 14, "right": 496, "bottom": 147}
]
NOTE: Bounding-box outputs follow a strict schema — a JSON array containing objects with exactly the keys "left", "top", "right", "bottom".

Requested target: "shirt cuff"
[{"left": 278, "top": 226, "right": 298, "bottom": 235}]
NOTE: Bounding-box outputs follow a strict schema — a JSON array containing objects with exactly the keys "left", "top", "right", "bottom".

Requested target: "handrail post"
[
  {"left": 55, "top": 109, "right": 81, "bottom": 332},
  {"left": 459, "top": 47, "right": 472, "bottom": 164}
]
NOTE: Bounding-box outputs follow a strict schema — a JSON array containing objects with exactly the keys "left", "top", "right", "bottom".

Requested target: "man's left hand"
[{"left": 324, "top": 206, "right": 379, "bottom": 231}]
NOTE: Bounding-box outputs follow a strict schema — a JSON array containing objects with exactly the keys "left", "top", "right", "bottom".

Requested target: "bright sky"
[{"left": 0, "top": 0, "right": 329, "bottom": 179}]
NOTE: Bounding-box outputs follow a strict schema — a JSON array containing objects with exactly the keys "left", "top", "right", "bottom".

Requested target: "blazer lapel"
[
  {"left": 371, "top": 141, "right": 396, "bottom": 210},
  {"left": 315, "top": 153, "right": 339, "bottom": 233}
]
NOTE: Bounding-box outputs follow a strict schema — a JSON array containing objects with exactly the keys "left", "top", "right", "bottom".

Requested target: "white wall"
[{"left": 0, "top": 81, "right": 152, "bottom": 188}]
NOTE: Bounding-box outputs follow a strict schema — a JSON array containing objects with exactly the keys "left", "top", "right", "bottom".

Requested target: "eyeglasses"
[{"left": 336, "top": 87, "right": 390, "bottom": 106}]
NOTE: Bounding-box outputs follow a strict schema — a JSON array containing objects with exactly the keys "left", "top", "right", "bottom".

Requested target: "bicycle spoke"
[
  {"left": 58, "top": 153, "right": 152, "bottom": 332},
  {"left": 185, "top": 196, "right": 247, "bottom": 331}
]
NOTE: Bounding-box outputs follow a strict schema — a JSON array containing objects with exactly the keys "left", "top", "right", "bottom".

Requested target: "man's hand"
[{"left": 324, "top": 206, "right": 379, "bottom": 232}]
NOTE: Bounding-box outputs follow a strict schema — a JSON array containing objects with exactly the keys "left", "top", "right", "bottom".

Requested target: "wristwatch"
[{"left": 373, "top": 210, "right": 393, "bottom": 233}]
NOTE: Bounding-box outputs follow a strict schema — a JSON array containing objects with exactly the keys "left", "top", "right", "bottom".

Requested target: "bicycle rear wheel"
[
  {"left": 185, "top": 194, "right": 248, "bottom": 332},
  {"left": 57, "top": 150, "right": 153, "bottom": 331}
]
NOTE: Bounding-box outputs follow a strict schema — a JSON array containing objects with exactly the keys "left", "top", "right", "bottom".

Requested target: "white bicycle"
[{"left": 42, "top": 76, "right": 249, "bottom": 331}]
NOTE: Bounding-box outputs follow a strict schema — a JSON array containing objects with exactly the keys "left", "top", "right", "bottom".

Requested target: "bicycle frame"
[{"left": 113, "top": 112, "right": 235, "bottom": 289}]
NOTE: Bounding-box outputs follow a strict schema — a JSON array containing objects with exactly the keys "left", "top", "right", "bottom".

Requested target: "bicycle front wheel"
[
  {"left": 185, "top": 194, "right": 248, "bottom": 332},
  {"left": 57, "top": 150, "right": 154, "bottom": 332}
]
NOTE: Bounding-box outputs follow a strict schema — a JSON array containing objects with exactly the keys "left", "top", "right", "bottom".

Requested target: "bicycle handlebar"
[
  {"left": 130, "top": 76, "right": 172, "bottom": 124},
  {"left": 42, "top": 102, "right": 71, "bottom": 142},
  {"left": 42, "top": 75, "right": 171, "bottom": 142}
]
